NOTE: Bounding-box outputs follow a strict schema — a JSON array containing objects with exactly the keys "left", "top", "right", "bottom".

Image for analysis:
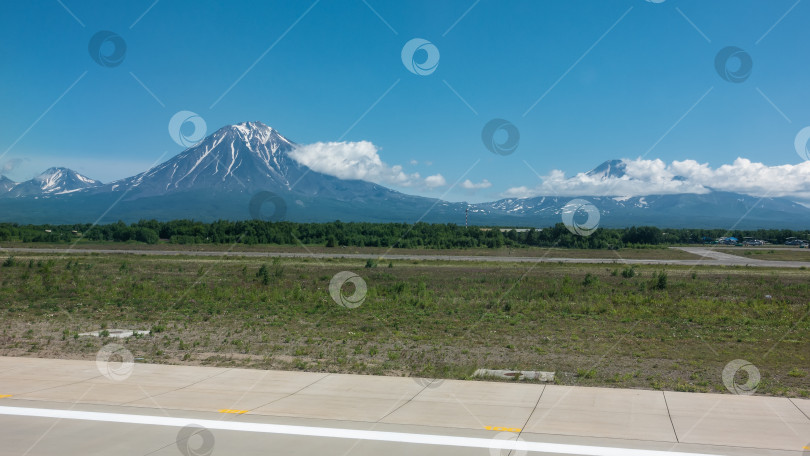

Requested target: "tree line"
[{"left": 1, "top": 220, "right": 808, "bottom": 249}]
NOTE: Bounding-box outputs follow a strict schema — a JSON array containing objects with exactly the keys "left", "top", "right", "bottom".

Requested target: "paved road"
[
  {"left": 3, "top": 246, "right": 810, "bottom": 268},
  {"left": 672, "top": 247, "right": 810, "bottom": 268},
  {"left": 0, "top": 357, "right": 807, "bottom": 455}
]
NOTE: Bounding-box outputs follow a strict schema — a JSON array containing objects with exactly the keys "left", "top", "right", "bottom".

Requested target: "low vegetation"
[
  {"left": 0, "top": 251, "right": 808, "bottom": 397},
  {"left": 3, "top": 220, "right": 810, "bottom": 249}
]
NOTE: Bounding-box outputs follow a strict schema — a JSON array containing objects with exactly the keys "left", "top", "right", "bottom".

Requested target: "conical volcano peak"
[
  {"left": 232, "top": 120, "right": 272, "bottom": 136},
  {"left": 37, "top": 167, "right": 69, "bottom": 179},
  {"left": 586, "top": 159, "right": 626, "bottom": 180},
  {"left": 110, "top": 121, "right": 305, "bottom": 197},
  {"left": 35, "top": 167, "right": 100, "bottom": 187},
  {"left": 213, "top": 121, "right": 292, "bottom": 148}
]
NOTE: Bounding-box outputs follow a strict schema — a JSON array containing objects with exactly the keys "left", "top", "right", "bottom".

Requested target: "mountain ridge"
[
  {"left": 0, "top": 167, "right": 101, "bottom": 198},
  {"left": 1, "top": 121, "right": 809, "bottom": 229}
]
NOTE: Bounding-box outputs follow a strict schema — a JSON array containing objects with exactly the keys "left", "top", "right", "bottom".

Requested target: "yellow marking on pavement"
[
  {"left": 219, "top": 409, "right": 248, "bottom": 414},
  {"left": 484, "top": 425, "right": 522, "bottom": 433},
  {"left": 0, "top": 395, "right": 11, "bottom": 399}
]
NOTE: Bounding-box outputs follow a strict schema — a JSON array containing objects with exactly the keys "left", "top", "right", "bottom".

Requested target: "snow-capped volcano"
[
  {"left": 36, "top": 167, "right": 101, "bottom": 193},
  {"left": 105, "top": 121, "right": 297, "bottom": 196},
  {"left": 586, "top": 159, "right": 626, "bottom": 180},
  {"left": 3, "top": 123, "right": 810, "bottom": 229},
  {"left": 100, "top": 121, "right": 405, "bottom": 203},
  {"left": 0, "top": 167, "right": 101, "bottom": 198}
]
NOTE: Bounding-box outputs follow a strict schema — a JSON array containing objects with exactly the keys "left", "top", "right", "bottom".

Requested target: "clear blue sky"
[{"left": 1, "top": 0, "right": 808, "bottom": 203}]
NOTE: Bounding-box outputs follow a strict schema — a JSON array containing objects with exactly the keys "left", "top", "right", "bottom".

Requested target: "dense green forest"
[{"left": 1, "top": 220, "right": 808, "bottom": 249}]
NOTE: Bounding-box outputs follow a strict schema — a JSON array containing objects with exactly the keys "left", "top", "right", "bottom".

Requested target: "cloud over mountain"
[
  {"left": 289, "top": 141, "right": 444, "bottom": 189},
  {"left": 461, "top": 179, "right": 492, "bottom": 190},
  {"left": 424, "top": 174, "right": 447, "bottom": 188},
  {"left": 1, "top": 158, "right": 27, "bottom": 176},
  {"left": 505, "top": 158, "right": 810, "bottom": 202},
  {"left": 4, "top": 121, "right": 810, "bottom": 229}
]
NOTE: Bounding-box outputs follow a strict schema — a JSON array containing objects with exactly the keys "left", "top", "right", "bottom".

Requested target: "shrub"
[
  {"left": 577, "top": 368, "right": 597, "bottom": 379},
  {"left": 788, "top": 367, "right": 806, "bottom": 378},
  {"left": 655, "top": 271, "right": 668, "bottom": 290},
  {"left": 621, "top": 266, "right": 635, "bottom": 278},
  {"left": 256, "top": 265, "right": 270, "bottom": 284}
]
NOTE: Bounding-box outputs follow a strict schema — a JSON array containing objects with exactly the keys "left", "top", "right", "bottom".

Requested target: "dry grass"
[
  {"left": 0, "top": 251, "right": 808, "bottom": 397},
  {"left": 717, "top": 247, "right": 810, "bottom": 262}
]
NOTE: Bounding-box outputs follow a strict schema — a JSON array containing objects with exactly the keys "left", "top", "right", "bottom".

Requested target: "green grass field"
[{"left": 0, "top": 251, "right": 808, "bottom": 397}]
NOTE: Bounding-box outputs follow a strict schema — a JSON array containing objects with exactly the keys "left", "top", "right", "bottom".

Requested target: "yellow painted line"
[
  {"left": 0, "top": 395, "right": 11, "bottom": 399},
  {"left": 484, "top": 425, "right": 522, "bottom": 433},
  {"left": 802, "top": 446, "right": 810, "bottom": 450},
  {"left": 218, "top": 409, "right": 248, "bottom": 415}
]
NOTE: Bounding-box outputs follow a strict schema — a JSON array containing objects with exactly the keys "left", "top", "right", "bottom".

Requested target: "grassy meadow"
[{"left": 0, "top": 250, "right": 808, "bottom": 397}]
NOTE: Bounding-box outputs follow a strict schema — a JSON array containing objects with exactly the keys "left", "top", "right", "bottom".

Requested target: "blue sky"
[{"left": 1, "top": 0, "right": 809, "bottom": 203}]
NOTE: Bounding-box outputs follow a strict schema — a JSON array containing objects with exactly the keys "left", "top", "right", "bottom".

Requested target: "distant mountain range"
[
  {"left": 2, "top": 121, "right": 810, "bottom": 229},
  {"left": 0, "top": 167, "right": 101, "bottom": 198}
]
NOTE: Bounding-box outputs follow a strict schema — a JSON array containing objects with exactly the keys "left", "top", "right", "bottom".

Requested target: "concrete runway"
[
  {"left": 0, "top": 357, "right": 808, "bottom": 455},
  {"left": 2, "top": 246, "right": 810, "bottom": 268}
]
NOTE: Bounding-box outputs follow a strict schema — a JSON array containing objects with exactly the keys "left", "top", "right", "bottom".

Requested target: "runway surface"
[
  {"left": 0, "top": 357, "right": 807, "bottom": 455},
  {"left": 2, "top": 246, "right": 810, "bottom": 268}
]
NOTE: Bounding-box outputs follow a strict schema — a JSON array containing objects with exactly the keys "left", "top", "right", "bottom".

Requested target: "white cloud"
[
  {"left": 461, "top": 179, "right": 492, "bottom": 190},
  {"left": 425, "top": 174, "right": 447, "bottom": 188},
  {"left": 1, "top": 158, "right": 24, "bottom": 174},
  {"left": 409, "top": 159, "right": 418, "bottom": 165},
  {"left": 289, "top": 141, "right": 442, "bottom": 189},
  {"left": 504, "top": 157, "right": 810, "bottom": 202},
  {"left": 502, "top": 185, "right": 534, "bottom": 198}
]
